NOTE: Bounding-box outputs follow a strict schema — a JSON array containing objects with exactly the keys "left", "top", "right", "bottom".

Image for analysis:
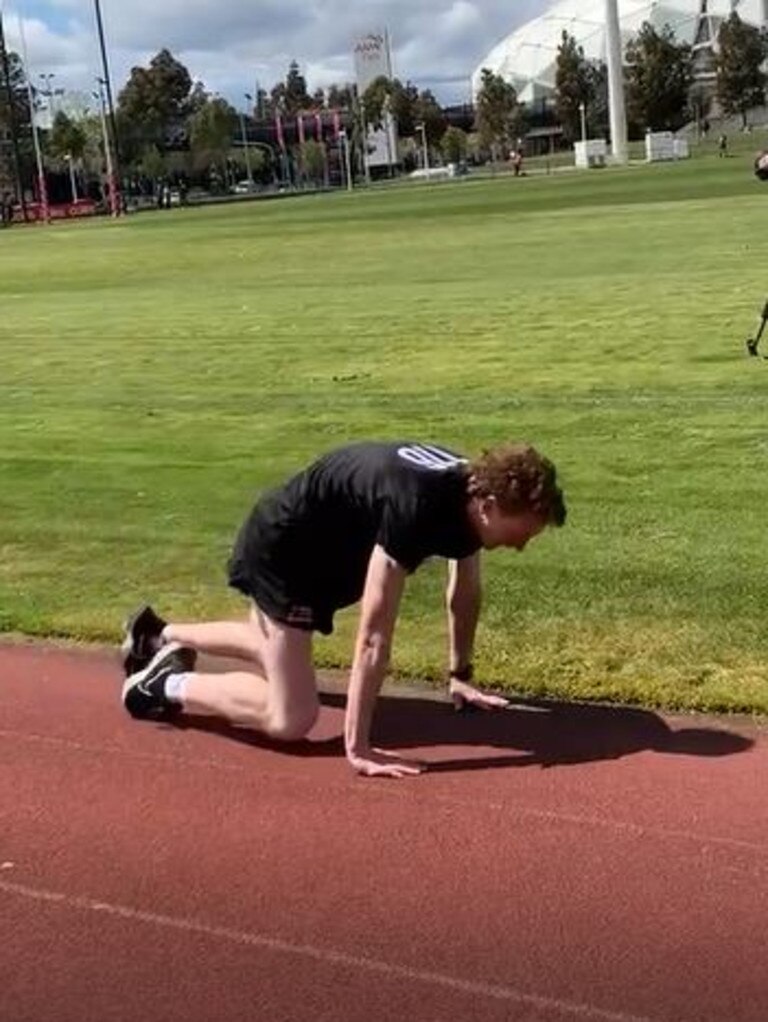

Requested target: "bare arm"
[
  {"left": 345, "top": 544, "right": 423, "bottom": 778},
  {"left": 446, "top": 553, "right": 482, "bottom": 675},
  {"left": 446, "top": 554, "right": 510, "bottom": 711}
]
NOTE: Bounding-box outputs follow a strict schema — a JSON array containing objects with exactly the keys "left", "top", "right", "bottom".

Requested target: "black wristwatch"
[{"left": 449, "top": 664, "right": 474, "bottom": 683}]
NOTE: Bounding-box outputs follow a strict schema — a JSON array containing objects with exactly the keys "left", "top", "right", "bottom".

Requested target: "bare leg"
[
  {"left": 164, "top": 607, "right": 265, "bottom": 673},
  {"left": 182, "top": 671, "right": 271, "bottom": 728},
  {"left": 178, "top": 608, "right": 320, "bottom": 742}
]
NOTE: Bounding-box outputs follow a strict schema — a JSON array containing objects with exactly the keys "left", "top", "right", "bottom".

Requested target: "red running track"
[{"left": 1, "top": 642, "right": 767, "bottom": 1022}]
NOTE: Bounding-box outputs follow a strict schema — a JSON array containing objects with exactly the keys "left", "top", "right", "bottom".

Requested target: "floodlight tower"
[
  {"left": 93, "top": 0, "right": 122, "bottom": 213},
  {"left": 605, "top": 0, "right": 628, "bottom": 164}
]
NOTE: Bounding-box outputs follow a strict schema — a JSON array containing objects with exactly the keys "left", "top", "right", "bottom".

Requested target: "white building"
[
  {"left": 353, "top": 30, "right": 398, "bottom": 171},
  {"left": 472, "top": 0, "right": 768, "bottom": 105}
]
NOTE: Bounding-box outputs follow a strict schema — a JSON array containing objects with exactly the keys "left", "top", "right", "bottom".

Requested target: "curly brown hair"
[{"left": 466, "top": 443, "right": 566, "bottom": 526}]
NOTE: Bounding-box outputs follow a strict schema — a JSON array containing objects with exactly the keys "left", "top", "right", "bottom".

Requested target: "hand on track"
[
  {"left": 347, "top": 746, "right": 426, "bottom": 779},
  {"left": 450, "top": 678, "right": 511, "bottom": 712}
]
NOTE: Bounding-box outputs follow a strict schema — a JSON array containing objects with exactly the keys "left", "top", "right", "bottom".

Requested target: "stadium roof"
[{"left": 471, "top": 0, "right": 768, "bottom": 104}]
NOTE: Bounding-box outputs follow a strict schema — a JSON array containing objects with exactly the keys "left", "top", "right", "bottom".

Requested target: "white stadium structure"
[{"left": 472, "top": 0, "right": 768, "bottom": 105}]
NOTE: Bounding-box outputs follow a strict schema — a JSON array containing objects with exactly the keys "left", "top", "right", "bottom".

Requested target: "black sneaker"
[
  {"left": 121, "top": 643, "right": 196, "bottom": 720},
  {"left": 121, "top": 604, "right": 172, "bottom": 676}
]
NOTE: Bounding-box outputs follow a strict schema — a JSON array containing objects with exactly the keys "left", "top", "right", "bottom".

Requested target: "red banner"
[{"left": 14, "top": 199, "right": 97, "bottom": 223}]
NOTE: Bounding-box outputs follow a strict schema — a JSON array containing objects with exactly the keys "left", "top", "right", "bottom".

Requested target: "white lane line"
[
  {"left": 1, "top": 878, "right": 654, "bottom": 1022},
  {"left": 443, "top": 802, "right": 768, "bottom": 856},
  {"left": 1, "top": 728, "right": 766, "bottom": 856}
]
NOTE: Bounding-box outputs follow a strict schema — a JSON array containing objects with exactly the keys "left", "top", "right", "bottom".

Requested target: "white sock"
[{"left": 164, "top": 673, "right": 190, "bottom": 705}]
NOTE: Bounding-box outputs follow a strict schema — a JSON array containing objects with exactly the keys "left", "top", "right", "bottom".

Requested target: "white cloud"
[
  {"left": 440, "top": 1, "right": 482, "bottom": 36},
  {"left": 6, "top": 0, "right": 547, "bottom": 106}
]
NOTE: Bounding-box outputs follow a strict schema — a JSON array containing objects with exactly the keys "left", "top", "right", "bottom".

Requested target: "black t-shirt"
[{"left": 229, "top": 441, "right": 481, "bottom": 618}]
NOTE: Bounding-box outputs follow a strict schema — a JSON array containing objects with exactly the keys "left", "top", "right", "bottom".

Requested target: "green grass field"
[{"left": 2, "top": 152, "right": 768, "bottom": 713}]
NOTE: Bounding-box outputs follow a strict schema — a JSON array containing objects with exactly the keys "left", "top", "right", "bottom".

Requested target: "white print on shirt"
[{"left": 397, "top": 444, "right": 467, "bottom": 471}]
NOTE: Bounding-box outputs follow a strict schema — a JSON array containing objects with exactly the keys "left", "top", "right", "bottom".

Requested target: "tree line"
[
  {"left": 553, "top": 11, "right": 768, "bottom": 144},
  {"left": 458, "top": 11, "right": 768, "bottom": 159},
  {"left": 2, "top": 10, "right": 766, "bottom": 203},
  {"left": 0, "top": 47, "right": 471, "bottom": 199}
]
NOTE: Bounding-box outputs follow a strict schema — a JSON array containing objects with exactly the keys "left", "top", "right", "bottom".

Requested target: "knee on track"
[{"left": 264, "top": 701, "right": 320, "bottom": 742}]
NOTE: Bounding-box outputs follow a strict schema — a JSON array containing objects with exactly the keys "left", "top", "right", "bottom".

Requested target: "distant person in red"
[{"left": 120, "top": 441, "right": 566, "bottom": 778}]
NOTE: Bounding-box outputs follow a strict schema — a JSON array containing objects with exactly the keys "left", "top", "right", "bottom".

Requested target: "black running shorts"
[{"left": 227, "top": 527, "right": 336, "bottom": 635}]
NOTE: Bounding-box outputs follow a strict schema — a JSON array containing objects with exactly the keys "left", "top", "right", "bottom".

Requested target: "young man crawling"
[{"left": 121, "top": 440, "right": 566, "bottom": 778}]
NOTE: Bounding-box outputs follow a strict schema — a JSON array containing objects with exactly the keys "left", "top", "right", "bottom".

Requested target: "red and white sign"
[{"left": 13, "top": 199, "right": 97, "bottom": 223}]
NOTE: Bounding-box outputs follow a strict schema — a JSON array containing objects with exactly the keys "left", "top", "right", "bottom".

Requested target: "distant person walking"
[
  {"left": 718, "top": 133, "right": 728, "bottom": 157},
  {"left": 511, "top": 150, "right": 524, "bottom": 177}
]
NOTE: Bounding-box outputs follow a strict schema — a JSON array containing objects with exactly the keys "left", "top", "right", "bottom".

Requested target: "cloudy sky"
[{"left": 2, "top": 0, "right": 547, "bottom": 110}]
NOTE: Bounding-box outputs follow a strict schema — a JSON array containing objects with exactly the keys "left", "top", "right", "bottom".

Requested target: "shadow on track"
[{"left": 168, "top": 689, "right": 755, "bottom": 774}]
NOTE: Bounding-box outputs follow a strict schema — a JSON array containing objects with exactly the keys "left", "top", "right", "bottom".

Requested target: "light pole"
[
  {"left": 605, "top": 0, "right": 628, "bottom": 163},
  {"left": 94, "top": 78, "right": 118, "bottom": 216},
  {"left": 359, "top": 107, "right": 372, "bottom": 185},
  {"left": 579, "top": 101, "right": 587, "bottom": 143},
  {"left": 65, "top": 153, "right": 79, "bottom": 202},
  {"left": 93, "top": 0, "right": 123, "bottom": 212},
  {"left": 338, "top": 128, "right": 353, "bottom": 191},
  {"left": 415, "top": 120, "right": 429, "bottom": 170},
  {"left": 240, "top": 96, "right": 254, "bottom": 185},
  {"left": 382, "top": 94, "right": 395, "bottom": 177}
]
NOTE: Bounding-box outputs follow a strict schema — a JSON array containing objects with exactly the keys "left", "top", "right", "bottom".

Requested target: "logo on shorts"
[{"left": 286, "top": 605, "right": 315, "bottom": 626}]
